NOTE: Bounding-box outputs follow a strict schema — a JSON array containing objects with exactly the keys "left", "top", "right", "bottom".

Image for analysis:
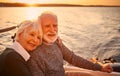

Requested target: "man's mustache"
[{"left": 46, "top": 32, "right": 57, "bottom": 36}]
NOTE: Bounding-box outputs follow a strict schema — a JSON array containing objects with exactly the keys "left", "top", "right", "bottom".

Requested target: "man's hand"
[
  {"left": 90, "top": 57, "right": 113, "bottom": 73},
  {"left": 101, "top": 64, "right": 113, "bottom": 73}
]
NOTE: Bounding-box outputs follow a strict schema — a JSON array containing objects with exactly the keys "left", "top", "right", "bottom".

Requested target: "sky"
[{"left": 0, "top": 0, "right": 120, "bottom": 6}]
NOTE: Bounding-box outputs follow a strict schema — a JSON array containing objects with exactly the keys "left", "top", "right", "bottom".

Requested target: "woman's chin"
[{"left": 26, "top": 47, "right": 36, "bottom": 51}]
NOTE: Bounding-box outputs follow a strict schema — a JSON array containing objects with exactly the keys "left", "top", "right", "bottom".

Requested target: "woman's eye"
[
  {"left": 30, "top": 33, "right": 34, "bottom": 36},
  {"left": 37, "top": 36, "right": 41, "bottom": 40}
]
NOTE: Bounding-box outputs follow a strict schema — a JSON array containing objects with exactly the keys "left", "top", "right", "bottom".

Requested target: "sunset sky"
[{"left": 0, "top": 0, "right": 120, "bottom": 6}]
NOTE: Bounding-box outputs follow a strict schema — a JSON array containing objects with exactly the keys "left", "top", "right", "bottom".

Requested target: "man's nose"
[{"left": 50, "top": 25, "right": 55, "bottom": 32}]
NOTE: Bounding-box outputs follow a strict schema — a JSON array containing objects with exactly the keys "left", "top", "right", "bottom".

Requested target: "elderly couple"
[{"left": 0, "top": 11, "right": 115, "bottom": 76}]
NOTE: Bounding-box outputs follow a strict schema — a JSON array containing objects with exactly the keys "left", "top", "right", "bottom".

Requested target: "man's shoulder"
[{"left": 32, "top": 42, "right": 60, "bottom": 53}]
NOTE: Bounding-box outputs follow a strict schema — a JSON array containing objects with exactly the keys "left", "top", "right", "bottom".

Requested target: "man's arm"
[
  {"left": 57, "top": 42, "right": 102, "bottom": 71},
  {"left": 56, "top": 39, "right": 112, "bottom": 72}
]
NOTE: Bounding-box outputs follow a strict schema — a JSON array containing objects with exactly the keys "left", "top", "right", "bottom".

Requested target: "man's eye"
[
  {"left": 53, "top": 24, "right": 57, "bottom": 27},
  {"left": 45, "top": 25, "right": 50, "bottom": 27}
]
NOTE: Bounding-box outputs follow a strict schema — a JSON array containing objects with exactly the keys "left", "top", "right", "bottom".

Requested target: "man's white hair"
[{"left": 38, "top": 11, "right": 58, "bottom": 23}]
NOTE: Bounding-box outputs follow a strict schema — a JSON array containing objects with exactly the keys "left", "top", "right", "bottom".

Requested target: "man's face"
[{"left": 41, "top": 15, "right": 58, "bottom": 43}]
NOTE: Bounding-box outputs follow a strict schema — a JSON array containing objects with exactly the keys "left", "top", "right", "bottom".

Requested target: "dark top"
[{"left": 0, "top": 48, "right": 32, "bottom": 76}]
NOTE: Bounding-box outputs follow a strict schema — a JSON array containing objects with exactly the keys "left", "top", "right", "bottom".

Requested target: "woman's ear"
[{"left": 18, "top": 32, "right": 23, "bottom": 41}]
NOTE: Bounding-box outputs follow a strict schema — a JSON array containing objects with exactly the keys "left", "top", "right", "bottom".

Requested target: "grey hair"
[
  {"left": 15, "top": 20, "right": 42, "bottom": 43},
  {"left": 38, "top": 11, "right": 58, "bottom": 23}
]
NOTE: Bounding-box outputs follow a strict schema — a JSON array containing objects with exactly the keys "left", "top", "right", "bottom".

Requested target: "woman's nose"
[{"left": 33, "top": 36, "right": 38, "bottom": 43}]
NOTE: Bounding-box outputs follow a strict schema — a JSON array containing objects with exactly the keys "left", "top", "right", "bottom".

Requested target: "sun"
[
  {"left": 27, "top": 2, "right": 37, "bottom": 6},
  {"left": 38, "top": 0, "right": 53, "bottom": 3}
]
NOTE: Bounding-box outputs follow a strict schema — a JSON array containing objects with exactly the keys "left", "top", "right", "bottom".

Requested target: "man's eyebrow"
[{"left": 45, "top": 24, "right": 50, "bottom": 26}]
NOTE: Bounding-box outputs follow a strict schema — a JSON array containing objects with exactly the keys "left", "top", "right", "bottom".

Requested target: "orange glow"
[
  {"left": 38, "top": 0, "right": 54, "bottom": 3},
  {"left": 0, "top": 0, "right": 120, "bottom": 6},
  {"left": 16, "top": 0, "right": 38, "bottom": 4},
  {"left": 25, "top": 7, "right": 48, "bottom": 20},
  {"left": 26, "top": 7, "right": 40, "bottom": 20},
  {"left": 10, "top": 0, "right": 55, "bottom": 4}
]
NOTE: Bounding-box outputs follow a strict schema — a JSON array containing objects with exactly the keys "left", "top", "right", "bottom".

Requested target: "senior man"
[{"left": 27, "top": 11, "right": 113, "bottom": 76}]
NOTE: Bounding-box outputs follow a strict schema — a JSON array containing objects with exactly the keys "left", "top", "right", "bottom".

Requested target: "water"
[{"left": 0, "top": 7, "right": 120, "bottom": 59}]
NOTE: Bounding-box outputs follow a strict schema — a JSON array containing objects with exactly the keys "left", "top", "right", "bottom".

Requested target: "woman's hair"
[{"left": 14, "top": 20, "right": 42, "bottom": 43}]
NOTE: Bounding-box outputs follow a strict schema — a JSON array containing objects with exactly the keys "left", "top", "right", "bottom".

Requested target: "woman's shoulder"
[
  {"left": 1, "top": 48, "right": 15, "bottom": 55},
  {"left": 0, "top": 48, "right": 18, "bottom": 66},
  {"left": 0, "top": 48, "right": 23, "bottom": 61},
  {"left": 0, "top": 45, "right": 6, "bottom": 55}
]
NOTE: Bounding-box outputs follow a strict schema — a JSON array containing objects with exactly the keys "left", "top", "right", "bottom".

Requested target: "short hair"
[
  {"left": 38, "top": 11, "right": 58, "bottom": 23},
  {"left": 14, "top": 20, "right": 42, "bottom": 43}
]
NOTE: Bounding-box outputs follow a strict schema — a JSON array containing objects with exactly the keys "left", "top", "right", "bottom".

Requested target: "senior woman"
[{"left": 0, "top": 20, "right": 42, "bottom": 76}]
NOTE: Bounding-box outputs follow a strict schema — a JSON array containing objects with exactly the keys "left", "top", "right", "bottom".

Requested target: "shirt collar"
[{"left": 10, "top": 41, "right": 30, "bottom": 61}]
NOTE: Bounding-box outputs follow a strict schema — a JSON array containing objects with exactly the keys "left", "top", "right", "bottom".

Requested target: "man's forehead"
[
  {"left": 40, "top": 15, "right": 58, "bottom": 24},
  {"left": 40, "top": 12, "right": 57, "bottom": 19}
]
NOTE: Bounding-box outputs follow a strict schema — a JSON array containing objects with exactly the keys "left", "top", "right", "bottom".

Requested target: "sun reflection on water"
[
  {"left": 26, "top": 7, "right": 41, "bottom": 20},
  {"left": 25, "top": 7, "right": 55, "bottom": 20}
]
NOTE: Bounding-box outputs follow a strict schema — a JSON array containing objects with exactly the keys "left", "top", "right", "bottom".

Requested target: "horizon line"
[{"left": 0, "top": 2, "right": 120, "bottom": 7}]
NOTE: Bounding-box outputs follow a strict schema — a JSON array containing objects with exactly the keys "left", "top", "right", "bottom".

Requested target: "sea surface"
[{"left": 0, "top": 7, "right": 120, "bottom": 59}]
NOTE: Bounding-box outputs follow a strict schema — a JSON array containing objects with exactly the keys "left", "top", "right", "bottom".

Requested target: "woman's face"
[{"left": 18, "top": 26, "right": 41, "bottom": 51}]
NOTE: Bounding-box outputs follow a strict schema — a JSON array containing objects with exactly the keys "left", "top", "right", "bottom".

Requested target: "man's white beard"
[{"left": 43, "top": 33, "right": 58, "bottom": 44}]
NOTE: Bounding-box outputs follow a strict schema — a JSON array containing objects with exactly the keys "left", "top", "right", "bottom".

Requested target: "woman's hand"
[{"left": 56, "top": 36, "right": 62, "bottom": 46}]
